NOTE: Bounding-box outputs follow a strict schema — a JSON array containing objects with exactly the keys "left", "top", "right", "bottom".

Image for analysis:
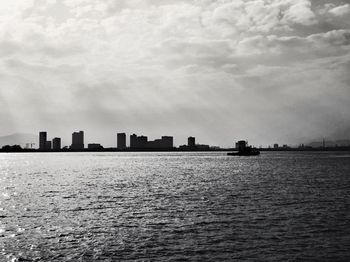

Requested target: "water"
[{"left": 0, "top": 151, "right": 349, "bottom": 261}]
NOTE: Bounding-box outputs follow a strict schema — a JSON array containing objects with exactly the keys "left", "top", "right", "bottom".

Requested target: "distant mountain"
[
  {"left": 308, "top": 139, "right": 350, "bottom": 148},
  {"left": 334, "top": 140, "right": 350, "bottom": 146},
  {"left": 0, "top": 133, "right": 37, "bottom": 148}
]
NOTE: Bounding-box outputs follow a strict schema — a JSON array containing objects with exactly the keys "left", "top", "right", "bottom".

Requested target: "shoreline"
[{"left": 1, "top": 148, "right": 350, "bottom": 153}]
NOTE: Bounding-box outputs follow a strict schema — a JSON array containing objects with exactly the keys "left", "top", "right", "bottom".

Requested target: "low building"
[
  {"left": 161, "top": 136, "right": 173, "bottom": 148},
  {"left": 196, "top": 144, "right": 210, "bottom": 150},
  {"left": 52, "top": 138, "right": 61, "bottom": 150},
  {"left": 45, "top": 141, "right": 52, "bottom": 150},
  {"left": 138, "top": 136, "right": 148, "bottom": 148},
  {"left": 130, "top": 134, "right": 148, "bottom": 149},
  {"left": 148, "top": 136, "right": 174, "bottom": 149},
  {"left": 88, "top": 143, "right": 103, "bottom": 150}
]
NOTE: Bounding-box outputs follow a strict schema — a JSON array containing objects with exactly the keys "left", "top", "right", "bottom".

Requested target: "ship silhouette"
[{"left": 227, "top": 140, "right": 260, "bottom": 156}]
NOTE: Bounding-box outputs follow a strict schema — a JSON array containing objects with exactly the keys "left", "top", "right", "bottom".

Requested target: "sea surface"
[{"left": 0, "top": 151, "right": 349, "bottom": 261}]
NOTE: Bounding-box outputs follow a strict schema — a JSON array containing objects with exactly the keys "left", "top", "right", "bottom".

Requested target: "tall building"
[
  {"left": 130, "top": 134, "right": 137, "bottom": 148},
  {"left": 52, "top": 138, "right": 61, "bottom": 150},
  {"left": 39, "top": 132, "right": 47, "bottom": 150},
  {"left": 71, "top": 131, "right": 84, "bottom": 150},
  {"left": 188, "top": 137, "right": 195, "bottom": 148},
  {"left": 117, "top": 133, "right": 126, "bottom": 150}
]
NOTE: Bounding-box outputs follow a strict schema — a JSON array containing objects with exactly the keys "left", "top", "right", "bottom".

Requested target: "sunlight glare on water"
[{"left": 0, "top": 152, "right": 349, "bottom": 261}]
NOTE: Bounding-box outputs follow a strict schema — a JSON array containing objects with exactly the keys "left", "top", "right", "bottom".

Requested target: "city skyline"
[
  {"left": 15, "top": 130, "right": 350, "bottom": 150},
  {"left": 37, "top": 130, "right": 192, "bottom": 150},
  {"left": 1, "top": 130, "right": 350, "bottom": 150},
  {"left": 0, "top": 1, "right": 349, "bottom": 147},
  {"left": 2, "top": 129, "right": 350, "bottom": 152}
]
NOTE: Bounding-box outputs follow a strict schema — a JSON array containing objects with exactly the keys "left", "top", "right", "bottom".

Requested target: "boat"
[{"left": 227, "top": 140, "right": 260, "bottom": 156}]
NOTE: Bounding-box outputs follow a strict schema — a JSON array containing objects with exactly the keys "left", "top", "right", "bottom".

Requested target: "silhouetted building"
[
  {"left": 161, "top": 136, "right": 173, "bottom": 148},
  {"left": 180, "top": 137, "right": 209, "bottom": 150},
  {"left": 130, "top": 134, "right": 173, "bottom": 149},
  {"left": 71, "top": 131, "right": 84, "bottom": 150},
  {"left": 1, "top": 145, "right": 23, "bottom": 152},
  {"left": 88, "top": 143, "right": 103, "bottom": 150},
  {"left": 236, "top": 140, "right": 247, "bottom": 151},
  {"left": 117, "top": 133, "right": 126, "bottom": 150},
  {"left": 148, "top": 136, "right": 173, "bottom": 149},
  {"left": 179, "top": 145, "right": 188, "bottom": 150},
  {"left": 188, "top": 137, "right": 195, "bottom": 148},
  {"left": 130, "top": 134, "right": 137, "bottom": 148},
  {"left": 196, "top": 144, "right": 210, "bottom": 150},
  {"left": 52, "top": 138, "right": 61, "bottom": 150},
  {"left": 46, "top": 141, "right": 52, "bottom": 150},
  {"left": 138, "top": 136, "right": 148, "bottom": 148},
  {"left": 274, "top": 143, "right": 279, "bottom": 149},
  {"left": 130, "top": 134, "right": 148, "bottom": 149},
  {"left": 39, "top": 132, "right": 47, "bottom": 150}
]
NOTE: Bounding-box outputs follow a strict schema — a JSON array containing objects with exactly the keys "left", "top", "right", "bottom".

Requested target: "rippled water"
[{"left": 0, "top": 151, "right": 350, "bottom": 261}]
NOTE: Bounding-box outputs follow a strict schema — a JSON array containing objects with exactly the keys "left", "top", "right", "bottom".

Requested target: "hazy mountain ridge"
[
  {"left": 0, "top": 133, "right": 37, "bottom": 147},
  {"left": 308, "top": 140, "right": 350, "bottom": 148}
]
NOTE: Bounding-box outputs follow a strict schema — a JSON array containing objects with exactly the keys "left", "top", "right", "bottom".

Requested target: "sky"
[{"left": 0, "top": 0, "right": 349, "bottom": 147}]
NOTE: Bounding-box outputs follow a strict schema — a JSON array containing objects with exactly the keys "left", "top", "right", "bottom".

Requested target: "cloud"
[
  {"left": 281, "top": 0, "right": 317, "bottom": 26},
  {"left": 0, "top": 0, "right": 349, "bottom": 146},
  {"left": 329, "top": 4, "right": 350, "bottom": 16}
]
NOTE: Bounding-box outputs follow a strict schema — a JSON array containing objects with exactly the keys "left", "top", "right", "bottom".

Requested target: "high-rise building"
[
  {"left": 130, "top": 134, "right": 137, "bottom": 148},
  {"left": 274, "top": 143, "right": 279, "bottom": 149},
  {"left": 188, "top": 137, "right": 195, "bottom": 148},
  {"left": 46, "top": 141, "right": 52, "bottom": 150},
  {"left": 39, "top": 132, "right": 47, "bottom": 150},
  {"left": 52, "top": 138, "right": 61, "bottom": 150},
  {"left": 71, "top": 131, "right": 84, "bottom": 150},
  {"left": 117, "top": 133, "right": 126, "bottom": 150}
]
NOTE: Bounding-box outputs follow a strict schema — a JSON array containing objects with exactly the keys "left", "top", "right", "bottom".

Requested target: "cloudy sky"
[{"left": 0, "top": 0, "right": 349, "bottom": 147}]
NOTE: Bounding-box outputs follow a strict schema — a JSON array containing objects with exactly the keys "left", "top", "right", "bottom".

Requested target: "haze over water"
[{"left": 1, "top": 152, "right": 350, "bottom": 261}]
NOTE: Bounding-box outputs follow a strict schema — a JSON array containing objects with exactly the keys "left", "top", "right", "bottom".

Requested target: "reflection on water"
[{"left": 0, "top": 152, "right": 350, "bottom": 261}]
